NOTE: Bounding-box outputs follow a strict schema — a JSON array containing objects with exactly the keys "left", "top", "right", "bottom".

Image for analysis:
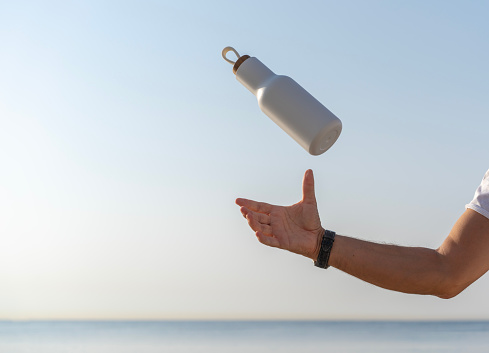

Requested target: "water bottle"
[{"left": 222, "top": 47, "right": 342, "bottom": 156}]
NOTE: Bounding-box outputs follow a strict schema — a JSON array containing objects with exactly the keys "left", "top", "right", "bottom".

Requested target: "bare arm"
[
  {"left": 329, "top": 209, "right": 489, "bottom": 298},
  {"left": 236, "top": 170, "right": 489, "bottom": 298}
]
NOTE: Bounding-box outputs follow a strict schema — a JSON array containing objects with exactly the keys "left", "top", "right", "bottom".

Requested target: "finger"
[
  {"left": 255, "top": 231, "right": 280, "bottom": 248},
  {"left": 302, "top": 169, "right": 317, "bottom": 204},
  {"left": 240, "top": 207, "right": 270, "bottom": 224},
  {"left": 236, "top": 198, "right": 273, "bottom": 214},
  {"left": 247, "top": 213, "right": 273, "bottom": 235}
]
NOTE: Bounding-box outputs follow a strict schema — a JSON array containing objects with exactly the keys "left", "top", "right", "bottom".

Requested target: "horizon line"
[{"left": 2, "top": 318, "right": 489, "bottom": 322}]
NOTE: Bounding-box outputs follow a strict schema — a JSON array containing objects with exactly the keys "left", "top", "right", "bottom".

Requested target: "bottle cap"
[{"left": 222, "top": 46, "right": 250, "bottom": 74}]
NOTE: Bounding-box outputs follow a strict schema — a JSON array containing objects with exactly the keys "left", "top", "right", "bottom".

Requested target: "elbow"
[
  {"left": 436, "top": 286, "right": 464, "bottom": 299},
  {"left": 433, "top": 265, "right": 470, "bottom": 299}
]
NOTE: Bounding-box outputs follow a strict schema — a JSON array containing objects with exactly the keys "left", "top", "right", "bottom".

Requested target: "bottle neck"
[{"left": 235, "top": 57, "right": 276, "bottom": 96}]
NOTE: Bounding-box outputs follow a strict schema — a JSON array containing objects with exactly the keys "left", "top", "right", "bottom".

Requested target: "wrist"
[
  {"left": 314, "top": 229, "right": 336, "bottom": 269},
  {"left": 310, "top": 227, "right": 326, "bottom": 261}
]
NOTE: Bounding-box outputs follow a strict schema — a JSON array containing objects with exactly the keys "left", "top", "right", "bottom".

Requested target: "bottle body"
[{"left": 236, "top": 57, "right": 342, "bottom": 155}]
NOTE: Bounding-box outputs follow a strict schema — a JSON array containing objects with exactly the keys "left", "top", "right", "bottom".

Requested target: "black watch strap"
[{"left": 314, "top": 229, "right": 336, "bottom": 269}]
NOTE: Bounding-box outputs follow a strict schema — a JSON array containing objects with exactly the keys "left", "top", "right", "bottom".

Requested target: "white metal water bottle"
[{"left": 222, "top": 46, "right": 342, "bottom": 156}]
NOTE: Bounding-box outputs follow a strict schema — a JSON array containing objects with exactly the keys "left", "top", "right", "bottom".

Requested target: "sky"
[{"left": 0, "top": 0, "right": 488, "bottom": 320}]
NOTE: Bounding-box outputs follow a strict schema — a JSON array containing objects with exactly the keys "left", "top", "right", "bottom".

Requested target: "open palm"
[{"left": 236, "top": 169, "right": 324, "bottom": 260}]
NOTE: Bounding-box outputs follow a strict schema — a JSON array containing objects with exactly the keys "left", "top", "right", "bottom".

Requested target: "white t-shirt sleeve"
[{"left": 466, "top": 169, "right": 489, "bottom": 220}]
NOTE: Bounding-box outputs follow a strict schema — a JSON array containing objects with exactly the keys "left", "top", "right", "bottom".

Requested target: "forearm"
[{"left": 327, "top": 235, "right": 450, "bottom": 298}]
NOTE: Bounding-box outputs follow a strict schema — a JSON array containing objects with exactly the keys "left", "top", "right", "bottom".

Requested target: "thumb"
[{"left": 302, "top": 169, "right": 317, "bottom": 204}]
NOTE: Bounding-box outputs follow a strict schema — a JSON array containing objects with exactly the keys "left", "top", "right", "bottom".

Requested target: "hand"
[{"left": 236, "top": 169, "right": 324, "bottom": 260}]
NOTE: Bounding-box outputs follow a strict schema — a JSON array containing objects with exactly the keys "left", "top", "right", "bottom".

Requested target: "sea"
[{"left": 0, "top": 320, "right": 488, "bottom": 353}]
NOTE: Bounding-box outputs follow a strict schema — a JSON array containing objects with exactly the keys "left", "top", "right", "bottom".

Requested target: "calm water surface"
[{"left": 0, "top": 321, "right": 488, "bottom": 353}]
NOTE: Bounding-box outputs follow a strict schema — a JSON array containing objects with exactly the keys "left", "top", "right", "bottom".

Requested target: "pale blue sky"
[{"left": 0, "top": 0, "right": 488, "bottom": 320}]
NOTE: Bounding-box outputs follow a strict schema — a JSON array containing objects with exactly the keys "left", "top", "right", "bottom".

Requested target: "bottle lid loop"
[{"left": 222, "top": 46, "right": 240, "bottom": 65}]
